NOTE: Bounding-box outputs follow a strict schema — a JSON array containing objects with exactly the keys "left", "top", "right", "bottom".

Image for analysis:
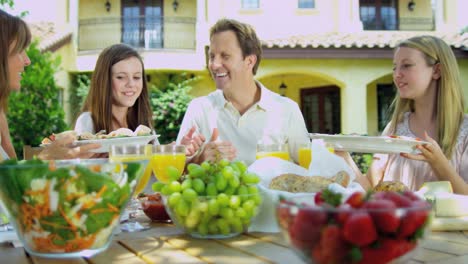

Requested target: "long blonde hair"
[
  {"left": 0, "top": 10, "right": 31, "bottom": 112},
  {"left": 389, "top": 35, "right": 465, "bottom": 157}
]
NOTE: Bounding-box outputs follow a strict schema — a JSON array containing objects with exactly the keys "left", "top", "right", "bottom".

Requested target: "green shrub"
[
  {"left": 8, "top": 41, "right": 68, "bottom": 157},
  {"left": 151, "top": 74, "right": 195, "bottom": 143},
  {"left": 69, "top": 73, "right": 91, "bottom": 121},
  {"left": 350, "top": 153, "right": 373, "bottom": 174}
]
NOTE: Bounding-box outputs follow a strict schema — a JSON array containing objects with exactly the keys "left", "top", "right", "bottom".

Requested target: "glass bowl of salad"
[{"left": 0, "top": 158, "right": 148, "bottom": 258}]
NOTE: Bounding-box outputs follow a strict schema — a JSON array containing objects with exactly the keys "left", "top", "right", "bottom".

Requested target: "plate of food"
[
  {"left": 309, "top": 133, "right": 430, "bottom": 154},
  {"left": 74, "top": 135, "right": 159, "bottom": 153},
  {"left": 41, "top": 125, "right": 159, "bottom": 153}
]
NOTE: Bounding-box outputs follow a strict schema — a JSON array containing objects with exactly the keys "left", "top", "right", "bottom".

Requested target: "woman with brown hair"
[
  {"left": 75, "top": 43, "right": 202, "bottom": 156},
  {"left": 75, "top": 44, "right": 153, "bottom": 134},
  {"left": 0, "top": 9, "right": 99, "bottom": 160}
]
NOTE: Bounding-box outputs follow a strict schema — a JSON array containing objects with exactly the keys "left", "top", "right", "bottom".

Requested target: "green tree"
[
  {"left": 0, "top": 0, "right": 14, "bottom": 8},
  {"left": 7, "top": 41, "right": 68, "bottom": 157},
  {"left": 0, "top": 0, "right": 28, "bottom": 17}
]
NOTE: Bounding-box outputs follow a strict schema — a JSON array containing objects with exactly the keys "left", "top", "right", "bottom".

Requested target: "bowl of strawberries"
[{"left": 276, "top": 190, "right": 431, "bottom": 264}]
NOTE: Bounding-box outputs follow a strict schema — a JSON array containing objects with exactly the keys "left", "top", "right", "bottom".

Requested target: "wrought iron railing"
[{"left": 78, "top": 16, "right": 196, "bottom": 51}]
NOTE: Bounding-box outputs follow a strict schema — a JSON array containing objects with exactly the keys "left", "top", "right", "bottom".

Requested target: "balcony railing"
[{"left": 78, "top": 16, "right": 196, "bottom": 51}]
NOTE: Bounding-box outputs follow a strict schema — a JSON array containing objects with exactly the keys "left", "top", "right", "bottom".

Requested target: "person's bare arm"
[
  {"left": 0, "top": 112, "right": 16, "bottom": 159},
  {"left": 402, "top": 132, "right": 468, "bottom": 194},
  {"left": 38, "top": 134, "right": 100, "bottom": 160}
]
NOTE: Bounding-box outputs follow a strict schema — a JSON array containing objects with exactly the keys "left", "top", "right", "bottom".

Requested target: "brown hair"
[
  {"left": 81, "top": 44, "right": 153, "bottom": 133},
  {"left": 389, "top": 35, "right": 465, "bottom": 157},
  {"left": 0, "top": 10, "right": 31, "bottom": 112},
  {"left": 209, "top": 18, "right": 262, "bottom": 75}
]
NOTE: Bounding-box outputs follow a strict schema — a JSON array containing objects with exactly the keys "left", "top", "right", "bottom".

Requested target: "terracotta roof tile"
[
  {"left": 262, "top": 31, "right": 468, "bottom": 50},
  {"left": 28, "top": 22, "right": 72, "bottom": 52}
]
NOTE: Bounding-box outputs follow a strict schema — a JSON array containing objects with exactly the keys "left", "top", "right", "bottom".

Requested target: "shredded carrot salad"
[{"left": 0, "top": 160, "right": 142, "bottom": 253}]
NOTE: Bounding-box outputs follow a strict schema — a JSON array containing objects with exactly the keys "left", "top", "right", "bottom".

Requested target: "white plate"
[
  {"left": 309, "top": 134, "right": 430, "bottom": 154},
  {"left": 42, "top": 135, "right": 159, "bottom": 153}
]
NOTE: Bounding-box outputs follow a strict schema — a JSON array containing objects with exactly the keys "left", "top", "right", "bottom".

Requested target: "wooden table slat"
[
  {"left": 164, "top": 235, "right": 270, "bottom": 264},
  {"left": 426, "top": 255, "right": 468, "bottom": 264},
  {"left": 88, "top": 240, "right": 146, "bottom": 264},
  {"left": 216, "top": 234, "right": 304, "bottom": 264},
  {"left": 412, "top": 247, "right": 456, "bottom": 262},
  {"left": 422, "top": 239, "right": 468, "bottom": 255},
  {"left": 30, "top": 256, "right": 87, "bottom": 264},
  {"left": 2, "top": 221, "right": 468, "bottom": 264},
  {"left": 0, "top": 243, "right": 30, "bottom": 264},
  {"left": 122, "top": 236, "right": 205, "bottom": 264}
]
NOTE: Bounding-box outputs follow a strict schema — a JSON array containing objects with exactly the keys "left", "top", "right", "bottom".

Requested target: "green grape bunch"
[{"left": 152, "top": 159, "right": 263, "bottom": 237}]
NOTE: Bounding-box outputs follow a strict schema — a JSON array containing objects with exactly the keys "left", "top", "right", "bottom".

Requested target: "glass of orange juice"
[
  {"left": 256, "top": 143, "right": 290, "bottom": 161},
  {"left": 298, "top": 142, "right": 312, "bottom": 169},
  {"left": 109, "top": 144, "right": 152, "bottom": 232},
  {"left": 151, "top": 144, "right": 186, "bottom": 183}
]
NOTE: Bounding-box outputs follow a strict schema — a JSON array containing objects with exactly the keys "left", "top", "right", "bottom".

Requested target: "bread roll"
[
  {"left": 374, "top": 181, "right": 408, "bottom": 192},
  {"left": 331, "top": 171, "right": 350, "bottom": 187},
  {"left": 269, "top": 171, "right": 350, "bottom": 193},
  {"left": 269, "top": 174, "right": 304, "bottom": 192}
]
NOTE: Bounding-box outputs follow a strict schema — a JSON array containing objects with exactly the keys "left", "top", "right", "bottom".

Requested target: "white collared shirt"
[{"left": 176, "top": 81, "right": 309, "bottom": 165}]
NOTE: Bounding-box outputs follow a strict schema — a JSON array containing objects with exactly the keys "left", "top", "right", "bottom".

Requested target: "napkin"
[
  {"left": 247, "top": 142, "right": 364, "bottom": 233},
  {"left": 309, "top": 139, "right": 356, "bottom": 181}
]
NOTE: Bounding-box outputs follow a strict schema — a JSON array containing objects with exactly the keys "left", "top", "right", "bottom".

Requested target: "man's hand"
[
  {"left": 196, "top": 128, "right": 236, "bottom": 163},
  {"left": 38, "top": 133, "right": 101, "bottom": 160},
  {"left": 180, "top": 126, "right": 206, "bottom": 157}
]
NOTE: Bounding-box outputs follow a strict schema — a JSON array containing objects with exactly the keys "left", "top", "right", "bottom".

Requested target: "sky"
[{"left": 3, "top": 0, "right": 55, "bottom": 21}]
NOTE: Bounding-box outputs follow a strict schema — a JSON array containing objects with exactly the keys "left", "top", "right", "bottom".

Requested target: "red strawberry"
[
  {"left": 343, "top": 212, "right": 377, "bottom": 246},
  {"left": 363, "top": 199, "right": 400, "bottom": 233},
  {"left": 372, "top": 191, "right": 387, "bottom": 200},
  {"left": 311, "top": 245, "right": 326, "bottom": 264},
  {"left": 357, "top": 238, "right": 416, "bottom": 264},
  {"left": 314, "top": 192, "right": 324, "bottom": 205},
  {"left": 345, "top": 192, "right": 365, "bottom": 208},
  {"left": 382, "top": 191, "right": 412, "bottom": 207},
  {"left": 335, "top": 203, "right": 352, "bottom": 226},
  {"left": 398, "top": 200, "right": 430, "bottom": 238},
  {"left": 402, "top": 190, "right": 422, "bottom": 201},
  {"left": 389, "top": 239, "right": 417, "bottom": 258},
  {"left": 312, "top": 225, "right": 348, "bottom": 264},
  {"left": 277, "top": 203, "right": 294, "bottom": 230},
  {"left": 289, "top": 207, "right": 328, "bottom": 249}
]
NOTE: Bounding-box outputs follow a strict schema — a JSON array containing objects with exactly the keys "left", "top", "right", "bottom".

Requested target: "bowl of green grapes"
[{"left": 153, "top": 159, "right": 263, "bottom": 239}]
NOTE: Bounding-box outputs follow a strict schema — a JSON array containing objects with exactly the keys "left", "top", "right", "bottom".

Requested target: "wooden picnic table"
[{"left": 2, "top": 217, "right": 468, "bottom": 264}]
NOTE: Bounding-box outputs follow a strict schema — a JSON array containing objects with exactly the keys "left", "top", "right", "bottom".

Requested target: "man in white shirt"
[{"left": 176, "top": 19, "right": 309, "bottom": 165}]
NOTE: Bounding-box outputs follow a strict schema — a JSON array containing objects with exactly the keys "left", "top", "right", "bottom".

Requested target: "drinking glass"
[
  {"left": 298, "top": 142, "right": 312, "bottom": 169},
  {"left": 298, "top": 142, "right": 335, "bottom": 169},
  {"left": 109, "top": 144, "right": 152, "bottom": 232},
  {"left": 256, "top": 143, "right": 290, "bottom": 161},
  {"left": 151, "top": 145, "right": 186, "bottom": 183}
]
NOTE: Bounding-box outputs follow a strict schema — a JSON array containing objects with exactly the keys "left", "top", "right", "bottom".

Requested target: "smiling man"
[{"left": 177, "top": 18, "right": 309, "bottom": 165}]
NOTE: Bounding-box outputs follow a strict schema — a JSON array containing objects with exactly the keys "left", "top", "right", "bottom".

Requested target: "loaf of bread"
[
  {"left": 374, "top": 181, "right": 408, "bottom": 192},
  {"left": 269, "top": 171, "right": 350, "bottom": 193}
]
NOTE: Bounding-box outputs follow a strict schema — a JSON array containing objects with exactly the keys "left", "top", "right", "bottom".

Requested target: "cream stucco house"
[{"left": 25, "top": 0, "right": 468, "bottom": 135}]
